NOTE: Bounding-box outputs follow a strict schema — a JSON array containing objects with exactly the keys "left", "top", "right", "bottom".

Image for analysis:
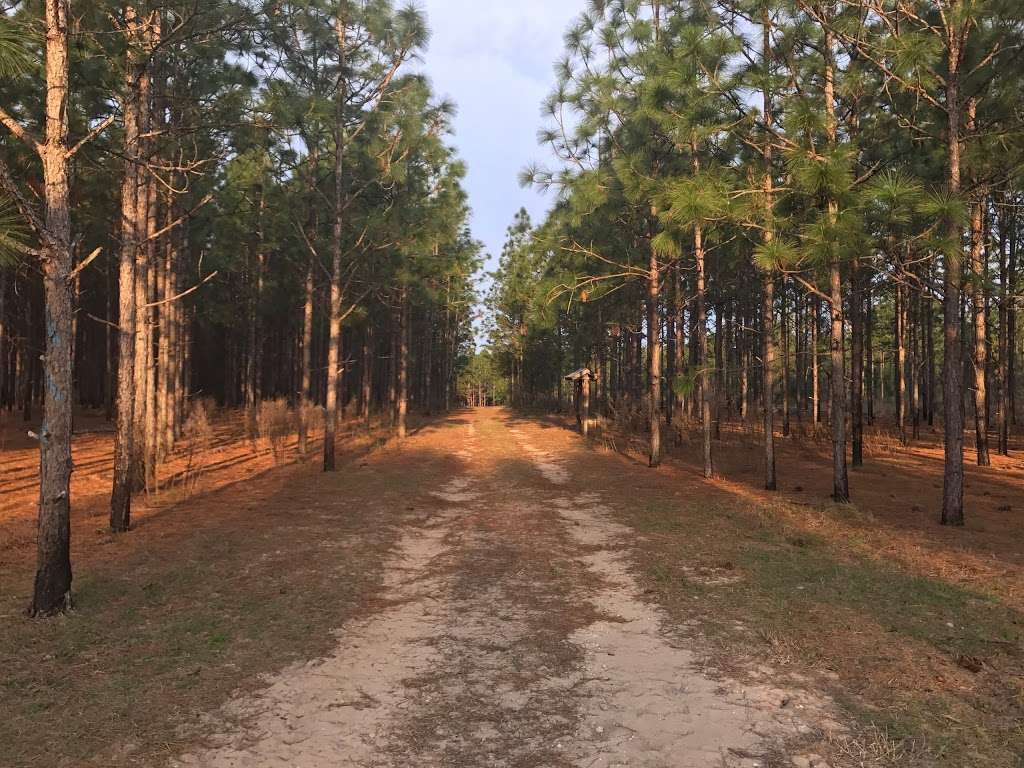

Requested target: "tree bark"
[
  {"left": 811, "top": 295, "right": 820, "bottom": 425},
  {"left": 761, "top": 8, "right": 776, "bottom": 491},
  {"left": 647, "top": 232, "right": 662, "bottom": 467},
  {"left": 673, "top": 266, "right": 685, "bottom": 427},
  {"left": 851, "top": 256, "right": 864, "bottom": 466},
  {"left": 896, "top": 278, "right": 908, "bottom": 442},
  {"left": 781, "top": 279, "right": 791, "bottom": 437},
  {"left": 865, "top": 283, "right": 874, "bottom": 425},
  {"left": 941, "top": 26, "right": 966, "bottom": 526},
  {"left": 970, "top": 195, "right": 990, "bottom": 465},
  {"left": 696, "top": 221, "right": 712, "bottom": 478},
  {"left": 110, "top": 6, "right": 148, "bottom": 533},
  {"left": 324, "top": 12, "right": 347, "bottom": 472},
  {"left": 30, "top": 0, "right": 74, "bottom": 615},
  {"left": 824, "top": 19, "right": 849, "bottom": 502},
  {"left": 397, "top": 287, "right": 409, "bottom": 439},
  {"left": 998, "top": 205, "right": 1011, "bottom": 455},
  {"left": 361, "top": 324, "right": 373, "bottom": 424}
]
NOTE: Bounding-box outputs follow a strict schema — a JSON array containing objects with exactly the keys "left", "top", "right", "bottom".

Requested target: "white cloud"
[{"left": 413, "top": 1, "right": 584, "bottom": 270}]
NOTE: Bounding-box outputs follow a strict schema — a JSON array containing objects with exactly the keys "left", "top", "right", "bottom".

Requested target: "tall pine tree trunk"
[
  {"left": 397, "top": 287, "right": 409, "bottom": 439},
  {"left": 851, "top": 256, "right": 864, "bottom": 466},
  {"left": 823, "top": 20, "right": 849, "bottom": 502},
  {"left": 647, "top": 233, "right": 661, "bottom": 467},
  {"left": 696, "top": 222, "right": 712, "bottom": 478},
  {"left": 760, "top": 9, "right": 776, "bottom": 491},
  {"left": 130, "top": 44, "right": 153, "bottom": 494},
  {"left": 941, "top": 30, "right": 966, "bottom": 526},
  {"left": 143, "top": 173, "right": 159, "bottom": 489},
  {"left": 26, "top": 0, "right": 75, "bottom": 615},
  {"left": 110, "top": 8, "right": 148, "bottom": 533},
  {"left": 324, "top": 12, "right": 347, "bottom": 472},
  {"left": 781, "top": 279, "right": 791, "bottom": 438},
  {"left": 865, "top": 284, "right": 874, "bottom": 425},
  {"left": 970, "top": 195, "right": 990, "bottom": 465},
  {"left": 998, "top": 207, "right": 1010, "bottom": 456},
  {"left": 896, "top": 278, "right": 908, "bottom": 442},
  {"left": 362, "top": 324, "right": 372, "bottom": 424}
]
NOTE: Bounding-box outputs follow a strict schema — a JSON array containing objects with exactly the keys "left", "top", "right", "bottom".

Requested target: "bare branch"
[
  {"left": 66, "top": 114, "right": 117, "bottom": 159},
  {"left": 0, "top": 106, "right": 41, "bottom": 153}
]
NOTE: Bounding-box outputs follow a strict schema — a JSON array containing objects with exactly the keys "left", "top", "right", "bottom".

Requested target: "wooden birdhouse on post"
[{"left": 564, "top": 368, "right": 596, "bottom": 437}]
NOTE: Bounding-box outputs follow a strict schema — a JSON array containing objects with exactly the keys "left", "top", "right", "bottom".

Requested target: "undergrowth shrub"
[
  {"left": 258, "top": 398, "right": 294, "bottom": 461},
  {"left": 181, "top": 398, "right": 215, "bottom": 493}
]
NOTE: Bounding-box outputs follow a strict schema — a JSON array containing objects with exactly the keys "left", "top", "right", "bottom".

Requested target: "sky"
[{"left": 415, "top": 1, "right": 584, "bottom": 278}]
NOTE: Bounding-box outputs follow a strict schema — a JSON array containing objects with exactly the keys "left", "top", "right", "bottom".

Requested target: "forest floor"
[{"left": 1, "top": 407, "right": 1022, "bottom": 767}]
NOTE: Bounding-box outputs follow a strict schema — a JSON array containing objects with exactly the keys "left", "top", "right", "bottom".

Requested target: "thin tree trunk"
[
  {"left": 911, "top": 287, "right": 922, "bottom": 440},
  {"left": 741, "top": 305, "right": 751, "bottom": 422},
  {"left": 696, "top": 222, "right": 712, "bottom": 478},
  {"left": 998, "top": 206, "right": 1010, "bottom": 455},
  {"left": 761, "top": 8, "right": 776, "bottom": 491},
  {"left": 782, "top": 279, "right": 791, "bottom": 438},
  {"left": 941, "top": 30, "right": 966, "bottom": 526},
  {"left": 110, "top": 7, "right": 148, "bottom": 533},
  {"left": 851, "top": 256, "right": 864, "bottom": 466},
  {"left": 666, "top": 273, "right": 676, "bottom": 428},
  {"left": 970, "top": 195, "right": 990, "bottom": 465},
  {"left": 897, "top": 279, "right": 908, "bottom": 443},
  {"left": 160, "top": 209, "right": 176, "bottom": 457},
  {"left": 937, "top": 24, "right": 962, "bottom": 528},
  {"left": 647, "top": 232, "right": 662, "bottom": 467},
  {"left": 362, "top": 324, "right": 372, "bottom": 424},
  {"left": 673, "top": 267, "right": 685, "bottom": 427},
  {"left": 324, "top": 12, "right": 347, "bottom": 472},
  {"left": 144, "top": 172, "right": 159, "bottom": 490},
  {"left": 824, "top": 20, "right": 849, "bottom": 503},
  {"left": 30, "top": 0, "right": 74, "bottom": 615},
  {"left": 865, "top": 283, "right": 874, "bottom": 425},
  {"left": 397, "top": 287, "right": 409, "bottom": 439},
  {"left": 812, "top": 295, "right": 820, "bottom": 425},
  {"left": 130, "top": 42, "right": 153, "bottom": 495}
]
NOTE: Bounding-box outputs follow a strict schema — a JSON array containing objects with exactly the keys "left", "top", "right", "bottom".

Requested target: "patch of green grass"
[{"left": 737, "top": 540, "right": 1021, "bottom": 658}]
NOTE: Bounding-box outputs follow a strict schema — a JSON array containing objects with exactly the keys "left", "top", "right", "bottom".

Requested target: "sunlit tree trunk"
[
  {"left": 696, "top": 220, "right": 712, "bottom": 478},
  {"left": 26, "top": 0, "right": 75, "bottom": 615},
  {"left": 760, "top": 8, "right": 777, "bottom": 491},
  {"left": 397, "top": 287, "right": 409, "bottom": 439},
  {"left": 969, "top": 194, "right": 990, "bottom": 465},
  {"left": 823, "top": 18, "right": 849, "bottom": 502},
  {"left": 647, "top": 230, "right": 661, "bottom": 467},
  {"left": 941, "top": 23, "right": 966, "bottom": 526},
  {"left": 998, "top": 206, "right": 1010, "bottom": 456},
  {"left": 781, "top": 278, "right": 790, "bottom": 438},
  {"left": 110, "top": 7, "right": 148, "bottom": 533},
  {"left": 324, "top": 12, "right": 347, "bottom": 472}
]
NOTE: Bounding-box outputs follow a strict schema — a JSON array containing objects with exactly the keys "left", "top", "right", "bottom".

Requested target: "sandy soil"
[{"left": 171, "top": 409, "right": 840, "bottom": 768}]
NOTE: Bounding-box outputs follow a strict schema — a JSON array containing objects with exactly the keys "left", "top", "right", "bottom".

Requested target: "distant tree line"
[
  {"left": 488, "top": 0, "right": 1024, "bottom": 524},
  {"left": 0, "top": 0, "right": 480, "bottom": 616}
]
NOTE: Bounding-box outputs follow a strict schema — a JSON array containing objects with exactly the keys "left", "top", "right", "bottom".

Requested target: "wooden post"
[
  {"left": 574, "top": 380, "right": 582, "bottom": 429},
  {"left": 582, "top": 374, "right": 590, "bottom": 437}
]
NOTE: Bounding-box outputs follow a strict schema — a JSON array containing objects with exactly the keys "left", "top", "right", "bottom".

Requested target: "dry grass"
[
  {"left": 256, "top": 398, "right": 294, "bottom": 461},
  {"left": 0, "top": 410, "right": 430, "bottom": 768},
  {"left": 625, "top": 493, "right": 1021, "bottom": 767},
  {"left": 826, "top": 725, "right": 920, "bottom": 767},
  {"left": 179, "top": 398, "right": 215, "bottom": 493},
  {"left": 519, "top": 410, "right": 1024, "bottom": 768}
]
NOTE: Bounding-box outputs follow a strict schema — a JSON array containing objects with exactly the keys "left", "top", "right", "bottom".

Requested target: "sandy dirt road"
[{"left": 175, "top": 409, "right": 838, "bottom": 768}]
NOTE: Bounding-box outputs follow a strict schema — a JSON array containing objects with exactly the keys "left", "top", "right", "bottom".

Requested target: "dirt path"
[{"left": 175, "top": 409, "right": 839, "bottom": 768}]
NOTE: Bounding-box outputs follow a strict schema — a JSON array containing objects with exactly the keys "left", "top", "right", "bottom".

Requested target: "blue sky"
[{"left": 416, "top": 1, "right": 584, "bottom": 275}]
